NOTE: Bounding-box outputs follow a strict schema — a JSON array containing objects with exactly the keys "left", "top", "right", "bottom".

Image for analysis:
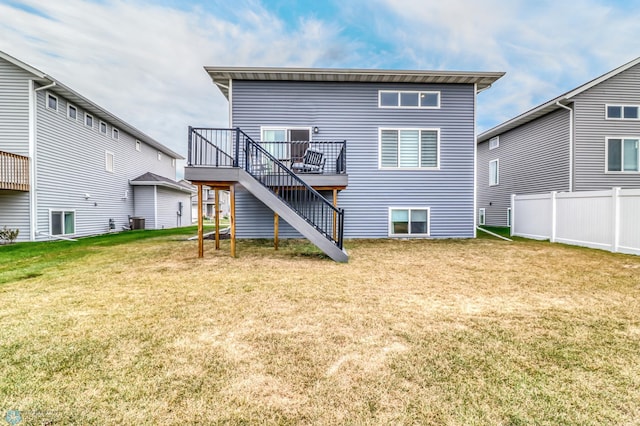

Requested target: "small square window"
[
  {"left": 135, "top": 140, "right": 141, "bottom": 151},
  {"left": 47, "top": 93, "right": 58, "bottom": 110},
  {"left": 489, "top": 136, "right": 499, "bottom": 150},
  {"left": 420, "top": 92, "right": 439, "bottom": 107},
  {"left": 607, "top": 105, "right": 622, "bottom": 118},
  {"left": 157, "top": 151, "right": 162, "bottom": 161},
  {"left": 624, "top": 106, "right": 639, "bottom": 119},
  {"left": 400, "top": 92, "right": 419, "bottom": 107},
  {"left": 85, "top": 113, "right": 93, "bottom": 128},
  {"left": 67, "top": 104, "right": 77, "bottom": 120},
  {"left": 380, "top": 92, "right": 398, "bottom": 107},
  {"left": 112, "top": 128, "right": 119, "bottom": 140},
  {"left": 100, "top": 121, "right": 107, "bottom": 134}
]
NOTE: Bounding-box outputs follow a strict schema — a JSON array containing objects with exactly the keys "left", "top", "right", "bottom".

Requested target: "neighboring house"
[
  {"left": 187, "top": 185, "right": 230, "bottom": 221},
  {"left": 185, "top": 67, "right": 504, "bottom": 261},
  {"left": 0, "top": 50, "right": 192, "bottom": 242},
  {"left": 477, "top": 57, "right": 640, "bottom": 227}
]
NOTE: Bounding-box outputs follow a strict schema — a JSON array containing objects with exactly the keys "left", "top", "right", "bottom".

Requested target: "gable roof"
[
  {"left": 130, "top": 172, "right": 195, "bottom": 193},
  {"left": 0, "top": 50, "right": 184, "bottom": 159},
  {"left": 205, "top": 66, "right": 505, "bottom": 99},
  {"left": 478, "top": 56, "right": 640, "bottom": 143}
]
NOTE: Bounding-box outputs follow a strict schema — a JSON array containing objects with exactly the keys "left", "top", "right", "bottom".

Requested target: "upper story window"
[
  {"left": 489, "top": 159, "right": 499, "bottom": 185},
  {"left": 135, "top": 140, "right": 141, "bottom": 151},
  {"left": 379, "top": 90, "right": 440, "bottom": 109},
  {"left": 67, "top": 104, "right": 77, "bottom": 120},
  {"left": 112, "top": 128, "right": 119, "bottom": 140},
  {"left": 46, "top": 93, "right": 58, "bottom": 110},
  {"left": 157, "top": 151, "right": 162, "bottom": 161},
  {"left": 379, "top": 128, "right": 439, "bottom": 169},
  {"left": 85, "top": 113, "right": 93, "bottom": 128},
  {"left": 489, "top": 136, "right": 499, "bottom": 150},
  {"left": 607, "top": 138, "right": 639, "bottom": 172},
  {"left": 171, "top": 158, "right": 176, "bottom": 167},
  {"left": 606, "top": 105, "right": 640, "bottom": 120},
  {"left": 99, "top": 121, "right": 107, "bottom": 134},
  {"left": 105, "top": 151, "right": 114, "bottom": 172}
]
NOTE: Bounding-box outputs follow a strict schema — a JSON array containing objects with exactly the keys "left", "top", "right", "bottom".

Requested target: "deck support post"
[
  {"left": 197, "top": 183, "right": 204, "bottom": 258},
  {"left": 332, "top": 189, "right": 338, "bottom": 241},
  {"left": 214, "top": 188, "right": 220, "bottom": 250},
  {"left": 230, "top": 184, "right": 236, "bottom": 258},
  {"left": 274, "top": 188, "right": 279, "bottom": 250}
]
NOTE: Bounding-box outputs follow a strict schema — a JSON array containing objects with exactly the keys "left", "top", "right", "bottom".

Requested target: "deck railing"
[
  {"left": 0, "top": 151, "right": 29, "bottom": 191},
  {"left": 187, "top": 127, "right": 345, "bottom": 249}
]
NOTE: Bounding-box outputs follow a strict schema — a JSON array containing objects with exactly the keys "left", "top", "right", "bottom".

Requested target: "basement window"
[
  {"left": 389, "top": 208, "right": 430, "bottom": 237},
  {"left": 50, "top": 210, "right": 75, "bottom": 235}
]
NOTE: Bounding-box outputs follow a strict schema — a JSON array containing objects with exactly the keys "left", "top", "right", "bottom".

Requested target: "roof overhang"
[
  {"left": 205, "top": 66, "right": 505, "bottom": 99},
  {"left": 0, "top": 50, "right": 184, "bottom": 159},
  {"left": 130, "top": 180, "right": 195, "bottom": 194},
  {"left": 478, "top": 55, "right": 640, "bottom": 143}
]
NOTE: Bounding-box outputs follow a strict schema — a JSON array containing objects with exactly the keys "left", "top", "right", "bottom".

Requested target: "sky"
[{"left": 1, "top": 0, "right": 640, "bottom": 176}]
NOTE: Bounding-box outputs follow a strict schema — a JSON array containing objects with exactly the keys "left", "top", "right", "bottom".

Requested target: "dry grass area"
[{"left": 1, "top": 233, "right": 640, "bottom": 425}]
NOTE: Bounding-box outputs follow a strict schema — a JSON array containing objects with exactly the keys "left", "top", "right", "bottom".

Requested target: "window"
[
  {"left": 507, "top": 208, "right": 512, "bottom": 227},
  {"left": 380, "top": 128, "right": 438, "bottom": 169},
  {"left": 171, "top": 158, "right": 176, "bottom": 167},
  {"left": 478, "top": 208, "right": 486, "bottom": 226},
  {"left": 85, "top": 113, "right": 93, "bottom": 128},
  {"left": 260, "top": 127, "right": 311, "bottom": 160},
  {"left": 606, "top": 105, "right": 640, "bottom": 120},
  {"left": 105, "top": 151, "right": 114, "bottom": 172},
  {"left": 489, "top": 136, "right": 499, "bottom": 150},
  {"left": 67, "top": 104, "right": 77, "bottom": 120},
  {"left": 112, "top": 128, "right": 119, "bottom": 140},
  {"left": 99, "top": 121, "right": 107, "bottom": 134},
  {"left": 50, "top": 210, "right": 75, "bottom": 236},
  {"left": 379, "top": 91, "right": 440, "bottom": 108},
  {"left": 135, "top": 140, "right": 141, "bottom": 151},
  {"left": 389, "top": 208, "right": 430, "bottom": 236},
  {"left": 607, "top": 138, "right": 639, "bottom": 172},
  {"left": 46, "top": 93, "right": 58, "bottom": 110},
  {"left": 489, "top": 159, "right": 499, "bottom": 185},
  {"left": 157, "top": 151, "right": 162, "bottom": 161}
]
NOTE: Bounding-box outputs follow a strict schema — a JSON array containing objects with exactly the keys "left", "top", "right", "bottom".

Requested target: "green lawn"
[{"left": 1, "top": 230, "right": 639, "bottom": 424}]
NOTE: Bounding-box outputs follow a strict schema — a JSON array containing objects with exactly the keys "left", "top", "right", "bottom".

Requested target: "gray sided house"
[
  {"left": 478, "top": 57, "right": 640, "bottom": 227},
  {"left": 186, "top": 67, "right": 503, "bottom": 261},
  {"left": 0, "top": 50, "right": 192, "bottom": 242}
]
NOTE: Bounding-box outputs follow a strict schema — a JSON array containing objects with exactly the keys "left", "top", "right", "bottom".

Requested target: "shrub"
[{"left": 0, "top": 226, "right": 19, "bottom": 244}]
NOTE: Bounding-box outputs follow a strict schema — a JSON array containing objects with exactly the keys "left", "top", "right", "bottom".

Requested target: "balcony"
[
  {"left": 186, "top": 128, "right": 348, "bottom": 189},
  {"left": 0, "top": 150, "right": 29, "bottom": 191}
]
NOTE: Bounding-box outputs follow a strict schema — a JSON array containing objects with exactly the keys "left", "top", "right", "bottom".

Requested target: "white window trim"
[
  {"left": 260, "top": 126, "right": 313, "bottom": 140},
  {"left": 157, "top": 151, "right": 162, "bottom": 161},
  {"left": 478, "top": 208, "right": 486, "bottom": 226},
  {"left": 67, "top": 104, "right": 77, "bottom": 120},
  {"left": 135, "top": 140, "right": 141, "bottom": 151},
  {"left": 112, "top": 128, "right": 119, "bottom": 140},
  {"left": 388, "top": 207, "right": 431, "bottom": 237},
  {"left": 378, "top": 90, "right": 441, "bottom": 109},
  {"left": 489, "top": 136, "right": 499, "bottom": 150},
  {"left": 605, "top": 104, "right": 640, "bottom": 120},
  {"left": 605, "top": 136, "right": 640, "bottom": 173},
  {"left": 85, "top": 113, "right": 93, "bottom": 128},
  {"left": 378, "top": 127, "right": 441, "bottom": 170},
  {"left": 105, "top": 150, "right": 114, "bottom": 173},
  {"left": 507, "top": 208, "right": 512, "bottom": 227},
  {"left": 489, "top": 159, "right": 499, "bottom": 186},
  {"left": 46, "top": 92, "right": 58, "bottom": 111},
  {"left": 99, "top": 121, "right": 107, "bottom": 135},
  {"left": 49, "top": 209, "right": 76, "bottom": 236}
]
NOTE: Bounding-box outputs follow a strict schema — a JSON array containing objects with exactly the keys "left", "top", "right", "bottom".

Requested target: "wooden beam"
[
  {"left": 197, "top": 183, "right": 204, "bottom": 258},
  {"left": 333, "top": 189, "right": 338, "bottom": 241},
  {"left": 214, "top": 188, "right": 220, "bottom": 250},
  {"left": 230, "top": 184, "right": 236, "bottom": 258},
  {"left": 274, "top": 188, "right": 279, "bottom": 250}
]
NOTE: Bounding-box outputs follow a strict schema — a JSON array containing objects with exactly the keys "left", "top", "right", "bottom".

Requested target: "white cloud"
[{"left": 0, "top": 0, "right": 352, "bottom": 176}]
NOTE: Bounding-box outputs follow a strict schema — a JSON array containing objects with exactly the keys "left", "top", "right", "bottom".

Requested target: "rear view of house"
[
  {"left": 185, "top": 67, "right": 504, "bottom": 261},
  {"left": 0, "top": 50, "right": 192, "bottom": 242},
  {"left": 477, "top": 57, "right": 640, "bottom": 227}
]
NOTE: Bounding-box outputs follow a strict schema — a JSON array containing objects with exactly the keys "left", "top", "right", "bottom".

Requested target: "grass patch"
[
  {"left": 478, "top": 225, "right": 512, "bottom": 239},
  {"left": 1, "top": 233, "right": 639, "bottom": 424}
]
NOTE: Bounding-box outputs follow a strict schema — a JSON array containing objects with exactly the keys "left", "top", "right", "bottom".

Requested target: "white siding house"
[{"left": 0, "top": 50, "right": 192, "bottom": 242}]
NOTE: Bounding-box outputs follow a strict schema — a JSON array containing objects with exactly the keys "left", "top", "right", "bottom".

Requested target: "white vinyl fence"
[{"left": 511, "top": 188, "right": 640, "bottom": 255}]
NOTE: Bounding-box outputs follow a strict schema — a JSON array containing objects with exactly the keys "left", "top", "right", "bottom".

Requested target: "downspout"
[
  {"left": 555, "top": 101, "right": 573, "bottom": 192},
  {"left": 28, "top": 80, "right": 57, "bottom": 240},
  {"left": 473, "top": 83, "right": 478, "bottom": 238}
]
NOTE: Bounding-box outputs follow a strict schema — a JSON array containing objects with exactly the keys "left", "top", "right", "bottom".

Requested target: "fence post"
[
  {"left": 550, "top": 191, "right": 557, "bottom": 243},
  {"left": 510, "top": 193, "right": 516, "bottom": 237},
  {"left": 612, "top": 187, "right": 620, "bottom": 253}
]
